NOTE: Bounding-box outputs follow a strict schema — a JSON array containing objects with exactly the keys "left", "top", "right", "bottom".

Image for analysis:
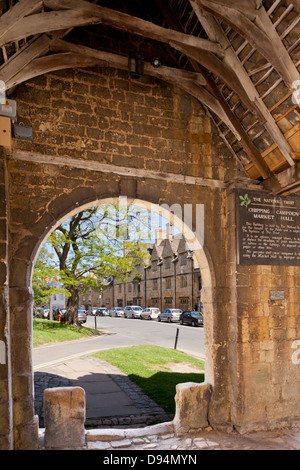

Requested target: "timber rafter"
[{"left": 0, "top": 0, "right": 299, "bottom": 191}]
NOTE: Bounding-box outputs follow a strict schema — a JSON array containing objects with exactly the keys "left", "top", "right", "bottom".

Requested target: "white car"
[
  {"left": 110, "top": 307, "right": 124, "bottom": 317},
  {"left": 87, "top": 307, "right": 98, "bottom": 316},
  {"left": 141, "top": 308, "right": 160, "bottom": 320},
  {"left": 124, "top": 305, "right": 143, "bottom": 318}
]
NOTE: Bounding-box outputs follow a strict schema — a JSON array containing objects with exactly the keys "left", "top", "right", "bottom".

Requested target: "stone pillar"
[
  {"left": 44, "top": 387, "right": 86, "bottom": 450},
  {"left": 226, "top": 184, "right": 300, "bottom": 432},
  {"left": 173, "top": 382, "right": 212, "bottom": 435},
  {"left": 10, "top": 286, "right": 38, "bottom": 449},
  {"left": 0, "top": 147, "right": 13, "bottom": 450}
]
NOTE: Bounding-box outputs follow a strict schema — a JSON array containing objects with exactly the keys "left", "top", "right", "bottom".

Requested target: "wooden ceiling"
[{"left": 0, "top": 0, "right": 299, "bottom": 193}]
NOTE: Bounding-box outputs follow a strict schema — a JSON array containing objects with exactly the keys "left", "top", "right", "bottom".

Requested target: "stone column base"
[{"left": 173, "top": 382, "right": 212, "bottom": 435}]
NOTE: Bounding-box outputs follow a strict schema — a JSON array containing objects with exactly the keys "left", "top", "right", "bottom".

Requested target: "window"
[
  {"left": 180, "top": 255, "right": 187, "bottom": 266},
  {"left": 179, "top": 298, "right": 189, "bottom": 308},
  {"left": 181, "top": 276, "right": 187, "bottom": 288},
  {"left": 165, "top": 258, "right": 171, "bottom": 269},
  {"left": 166, "top": 278, "right": 171, "bottom": 289},
  {"left": 153, "top": 279, "right": 158, "bottom": 290}
]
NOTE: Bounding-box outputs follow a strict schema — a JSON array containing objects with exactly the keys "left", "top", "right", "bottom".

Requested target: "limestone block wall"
[
  {"left": 2, "top": 67, "right": 240, "bottom": 449},
  {"left": 0, "top": 148, "right": 12, "bottom": 450},
  {"left": 12, "top": 67, "right": 238, "bottom": 183},
  {"left": 226, "top": 187, "right": 300, "bottom": 432},
  {"left": 2, "top": 64, "right": 299, "bottom": 448}
]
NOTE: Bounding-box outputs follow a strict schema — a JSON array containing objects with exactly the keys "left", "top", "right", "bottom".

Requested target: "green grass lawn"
[
  {"left": 33, "top": 322, "right": 205, "bottom": 414},
  {"left": 94, "top": 345, "right": 205, "bottom": 414},
  {"left": 32, "top": 318, "right": 100, "bottom": 347}
]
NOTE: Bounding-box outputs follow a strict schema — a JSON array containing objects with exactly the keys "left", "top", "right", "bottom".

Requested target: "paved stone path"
[
  {"left": 85, "top": 428, "right": 300, "bottom": 451},
  {"left": 34, "top": 355, "right": 172, "bottom": 428},
  {"left": 35, "top": 354, "right": 300, "bottom": 451},
  {"left": 37, "top": 421, "right": 300, "bottom": 451}
]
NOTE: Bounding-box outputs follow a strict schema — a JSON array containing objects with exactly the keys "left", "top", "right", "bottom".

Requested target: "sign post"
[{"left": 236, "top": 190, "right": 300, "bottom": 266}]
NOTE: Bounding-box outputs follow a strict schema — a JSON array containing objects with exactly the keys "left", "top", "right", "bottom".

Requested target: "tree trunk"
[{"left": 64, "top": 287, "right": 80, "bottom": 325}]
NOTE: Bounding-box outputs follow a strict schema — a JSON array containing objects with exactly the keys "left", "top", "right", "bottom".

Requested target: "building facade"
[{"left": 101, "top": 232, "right": 202, "bottom": 312}]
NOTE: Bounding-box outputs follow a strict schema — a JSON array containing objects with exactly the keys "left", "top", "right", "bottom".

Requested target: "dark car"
[{"left": 179, "top": 311, "right": 204, "bottom": 327}]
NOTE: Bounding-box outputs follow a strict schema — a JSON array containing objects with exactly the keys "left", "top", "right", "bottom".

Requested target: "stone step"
[{"left": 86, "top": 421, "right": 175, "bottom": 443}]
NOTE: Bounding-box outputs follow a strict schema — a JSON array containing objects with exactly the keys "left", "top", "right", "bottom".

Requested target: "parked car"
[
  {"left": 77, "top": 307, "right": 87, "bottom": 324},
  {"left": 124, "top": 305, "right": 143, "bottom": 318},
  {"left": 140, "top": 307, "right": 160, "bottom": 320},
  {"left": 179, "top": 311, "right": 204, "bottom": 327},
  {"left": 34, "top": 307, "right": 47, "bottom": 318},
  {"left": 34, "top": 306, "right": 64, "bottom": 320},
  {"left": 87, "top": 307, "right": 98, "bottom": 316},
  {"left": 110, "top": 307, "right": 124, "bottom": 317},
  {"left": 158, "top": 309, "right": 182, "bottom": 323},
  {"left": 96, "top": 307, "right": 110, "bottom": 316}
]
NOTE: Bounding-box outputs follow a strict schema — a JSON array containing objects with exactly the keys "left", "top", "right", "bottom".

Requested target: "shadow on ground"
[{"left": 34, "top": 368, "right": 204, "bottom": 427}]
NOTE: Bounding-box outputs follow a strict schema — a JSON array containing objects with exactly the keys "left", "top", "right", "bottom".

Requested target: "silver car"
[
  {"left": 141, "top": 307, "right": 160, "bottom": 320},
  {"left": 124, "top": 305, "right": 143, "bottom": 318},
  {"left": 87, "top": 307, "right": 98, "bottom": 316},
  {"left": 96, "top": 308, "right": 110, "bottom": 316},
  {"left": 158, "top": 308, "right": 182, "bottom": 323},
  {"left": 110, "top": 307, "right": 124, "bottom": 317},
  {"left": 77, "top": 307, "right": 87, "bottom": 324}
]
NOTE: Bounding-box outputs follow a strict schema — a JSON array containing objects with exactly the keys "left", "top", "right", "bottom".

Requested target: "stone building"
[{"left": 101, "top": 231, "right": 202, "bottom": 311}]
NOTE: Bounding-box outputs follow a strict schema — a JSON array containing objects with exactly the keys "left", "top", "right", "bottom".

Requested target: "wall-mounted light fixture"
[
  {"left": 128, "top": 54, "right": 144, "bottom": 81},
  {"left": 151, "top": 57, "right": 161, "bottom": 68},
  {"left": 14, "top": 124, "right": 33, "bottom": 141}
]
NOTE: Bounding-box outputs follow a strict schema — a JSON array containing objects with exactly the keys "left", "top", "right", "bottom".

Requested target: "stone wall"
[
  {"left": 12, "top": 67, "right": 238, "bottom": 182},
  {"left": 0, "top": 147, "right": 12, "bottom": 450},
  {"left": 0, "top": 64, "right": 299, "bottom": 449},
  {"left": 4, "top": 67, "right": 238, "bottom": 448},
  {"left": 225, "top": 187, "right": 300, "bottom": 432}
]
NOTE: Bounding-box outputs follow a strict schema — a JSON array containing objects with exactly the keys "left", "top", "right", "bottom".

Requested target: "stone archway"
[
  {"left": 30, "top": 195, "right": 216, "bottom": 381},
  {"left": 6, "top": 166, "right": 229, "bottom": 449}
]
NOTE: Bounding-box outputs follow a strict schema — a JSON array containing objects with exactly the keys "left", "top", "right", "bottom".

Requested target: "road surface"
[{"left": 33, "top": 316, "right": 206, "bottom": 370}]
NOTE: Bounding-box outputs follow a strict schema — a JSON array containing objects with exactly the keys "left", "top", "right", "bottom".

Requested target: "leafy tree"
[
  {"left": 32, "top": 246, "right": 68, "bottom": 311},
  {"left": 36, "top": 205, "right": 149, "bottom": 325}
]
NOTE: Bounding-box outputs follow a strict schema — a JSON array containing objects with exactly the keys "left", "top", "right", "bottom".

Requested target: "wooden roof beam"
[
  {"left": 0, "top": 0, "right": 43, "bottom": 45},
  {"left": 5, "top": 52, "right": 97, "bottom": 89},
  {"left": 51, "top": 42, "right": 236, "bottom": 134},
  {"left": 0, "top": 34, "right": 51, "bottom": 86},
  {"left": 156, "top": 0, "right": 272, "bottom": 178},
  {"left": 50, "top": 39, "right": 207, "bottom": 87},
  {"left": 190, "top": 1, "right": 295, "bottom": 167},
  {"left": 198, "top": 0, "right": 262, "bottom": 21},
  {"left": 0, "top": 0, "right": 226, "bottom": 55},
  {"left": 287, "top": 0, "right": 300, "bottom": 13},
  {"left": 4, "top": 39, "right": 238, "bottom": 138},
  {"left": 169, "top": 41, "right": 256, "bottom": 113},
  {"left": 262, "top": 160, "right": 300, "bottom": 195},
  {"left": 195, "top": 0, "right": 300, "bottom": 91}
]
